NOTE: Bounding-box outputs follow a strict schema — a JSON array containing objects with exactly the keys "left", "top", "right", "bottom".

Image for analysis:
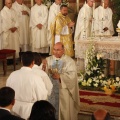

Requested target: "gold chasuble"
[{"left": 50, "top": 13, "right": 74, "bottom": 57}]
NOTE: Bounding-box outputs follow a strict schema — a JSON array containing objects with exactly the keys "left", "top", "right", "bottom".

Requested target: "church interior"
[{"left": 0, "top": 0, "right": 120, "bottom": 120}]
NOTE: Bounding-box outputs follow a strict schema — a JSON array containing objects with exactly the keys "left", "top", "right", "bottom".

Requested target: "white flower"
[
  {"left": 78, "top": 78, "right": 83, "bottom": 82},
  {"left": 97, "top": 54, "right": 100, "bottom": 60},
  {"left": 99, "top": 76, "right": 102, "bottom": 79},
  {"left": 107, "top": 80, "right": 111, "bottom": 85},
  {"left": 93, "top": 78, "right": 96, "bottom": 81},
  {"left": 86, "top": 71, "right": 91, "bottom": 75},
  {"left": 100, "top": 80, "right": 103, "bottom": 83},
  {"left": 116, "top": 77, "right": 119, "bottom": 81},
  {"left": 94, "top": 83, "right": 98, "bottom": 87},
  {"left": 88, "top": 78, "right": 92, "bottom": 83},
  {"left": 82, "top": 81, "right": 87, "bottom": 86},
  {"left": 96, "top": 80, "right": 100, "bottom": 83},
  {"left": 101, "top": 74, "right": 105, "bottom": 77},
  {"left": 93, "top": 67, "right": 98, "bottom": 70},
  {"left": 99, "top": 53, "right": 103, "bottom": 58}
]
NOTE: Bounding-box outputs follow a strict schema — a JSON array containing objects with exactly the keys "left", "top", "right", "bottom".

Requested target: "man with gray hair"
[{"left": 42, "top": 42, "right": 80, "bottom": 120}]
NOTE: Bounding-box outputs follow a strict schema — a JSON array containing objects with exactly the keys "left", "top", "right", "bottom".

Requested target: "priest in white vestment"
[
  {"left": 42, "top": 42, "right": 80, "bottom": 120},
  {"left": 1, "top": 0, "right": 20, "bottom": 58},
  {"left": 12, "top": 0, "right": 30, "bottom": 52},
  {"left": 93, "top": 0, "right": 114, "bottom": 36},
  {"left": 30, "top": 0, "right": 49, "bottom": 53},
  {"left": 74, "top": 0, "right": 94, "bottom": 70},
  {"left": 32, "top": 52, "right": 53, "bottom": 96},
  {"left": 74, "top": 0, "right": 94, "bottom": 41},
  {"left": 47, "top": 0, "right": 61, "bottom": 44},
  {"left": 6, "top": 52, "right": 48, "bottom": 119}
]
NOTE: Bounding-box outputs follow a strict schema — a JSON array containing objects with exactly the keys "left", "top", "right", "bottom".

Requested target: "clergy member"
[
  {"left": 47, "top": 0, "right": 62, "bottom": 44},
  {"left": 50, "top": 5, "right": 74, "bottom": 57},
  {"left": 74, "top": 0, "right": 94, "bottom": 40},
  {"left": 12, "top": 0, "right": 30, "bottom": 52},
  {"left": 1, "top": 0, "right": 20, "bottom": 58},
  {"left": 93, "top": 0, "right": 114, "bottom": 36},
  {"left": 32, "top": 52, "right": 53, "bottom": 96},
  {"left": 30, "top": 0, "right": 49, "bottom": 53},
  {"left": 42, "top": 42, "right": 80, "bottom": 120},
  {"left": 6, "top": 52, "right": 48, "bottom": 119}
]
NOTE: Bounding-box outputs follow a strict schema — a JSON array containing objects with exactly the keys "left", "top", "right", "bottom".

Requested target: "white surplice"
[
  {"left": 93, "top": 6, "right": 114, "bottom": 36},
  {"left": 47, "top": 2, "right": 60, "bottom": 44},
  {"left": 74, "top": 3, "right": 93, "bottom": 41},
  {"left": 45, "top": 55, "right": 80, "bottom": 120},
  {"left": 30, "top": 4, "right": 49, "bottom": 53},
  {"left": 32, "top": 64, "right": 53, "bottom": 96},
  {"left": 12, "top": 1, "right": 30, "bottom": 52},
  {"left": 6, "top": 66, "right": 48, "bottom": 119},
  {"left": 1, "top": 6, "right": 20, "bottom": 58}
]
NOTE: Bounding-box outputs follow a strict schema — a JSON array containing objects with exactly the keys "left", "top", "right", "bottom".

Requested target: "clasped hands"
[
  {"left": 37, "top": 24, "right": 43, "bottom": 29},
  {"left": 51, "top": 72, "right": 60, "bottom": 80},
  {"left": 103, "top": 27, "right": 108, "bottom": 32},
  {"left": 9, "top": 27, "right": 17, "bottom": 33},
  {"left": 21, "top": 11, "right": 29, "bottom": 16},
  {"left": 68, "top": 21, "right": 75, "bottom": 28}
]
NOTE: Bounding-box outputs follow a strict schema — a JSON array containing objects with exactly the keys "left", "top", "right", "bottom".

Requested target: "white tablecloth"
[{"left": 75, "top": 37, "right": 120, "bottom": 60}]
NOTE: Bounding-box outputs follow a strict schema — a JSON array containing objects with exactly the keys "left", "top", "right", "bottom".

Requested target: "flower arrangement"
[
  {"left": 78, "top": 43, "right": 120, "bottom": 94},
  {"left": 102, "top": 77, "right": 120, "bottom": 95}
]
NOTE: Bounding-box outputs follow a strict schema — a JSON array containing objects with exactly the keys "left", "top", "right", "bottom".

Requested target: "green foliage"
[{"left": 111, "top": 0, "right": 120, "bottom": 35}]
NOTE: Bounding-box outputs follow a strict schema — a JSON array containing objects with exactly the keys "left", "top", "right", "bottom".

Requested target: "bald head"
[
  {"left": 16, "top": 0, "right": 23, "bottom": 5},
  {"left": 55, "top": 0, "right": 62, "bottom": 5},
  {"left": 87, "top": 0, "right": 94, "bottom": 7},
  {"left": 5, "top": 0, "right": 12, "bottom": 8},
  {"left": 35, "top": 0, "right": 42, "bottom": 5},
  {"left": 101, "top": 0, "right": 109, "bottom": 8},
  {"left": 54, "top": 42, "right": 64, "bottom": 49},
  {"left": 53, "top": 42, "right": 64, "bottom": 58}
]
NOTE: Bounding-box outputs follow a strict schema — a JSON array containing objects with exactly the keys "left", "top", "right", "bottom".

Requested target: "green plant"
[{"left": 111, "top": 0, "right": 120, "bottom": 35}]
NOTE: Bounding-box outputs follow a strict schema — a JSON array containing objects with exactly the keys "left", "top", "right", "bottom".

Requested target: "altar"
[
  {"left": 75, "top": 37, "right": 120, "bottom": 60},
  {"left": 75, "top": 36, "right": 120, "bottom": 75}
]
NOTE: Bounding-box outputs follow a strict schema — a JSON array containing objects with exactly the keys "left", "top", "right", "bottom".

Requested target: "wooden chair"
[
  {"left": 0, "top": 54, "right": 7, "bottom": 75},
  {"left": 0, "top": 49, "right": 16, "bottom": 75}
]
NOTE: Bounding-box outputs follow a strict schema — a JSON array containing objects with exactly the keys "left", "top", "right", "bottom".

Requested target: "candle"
[
  {"left": 102, "top": 0, "right": 104, "bottom": 19},
  {"left": 76, "top": 0, "right": 79, "bottom": 13},
  {"left": 31, "top": 0, "right": 34, "bottom": 7},
  {"left": 93, "top": 2, "right": 95, "bottom": 18}
]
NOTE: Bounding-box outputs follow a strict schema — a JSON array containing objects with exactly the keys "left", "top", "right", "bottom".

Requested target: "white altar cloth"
[{"left": 75, "top": 37, "right": 120, "bottom": 60}]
